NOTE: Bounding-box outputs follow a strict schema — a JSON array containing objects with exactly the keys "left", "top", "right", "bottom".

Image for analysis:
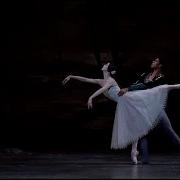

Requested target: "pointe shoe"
[{"left": 131, "top": 151, "right": 139, "bottom": 165}]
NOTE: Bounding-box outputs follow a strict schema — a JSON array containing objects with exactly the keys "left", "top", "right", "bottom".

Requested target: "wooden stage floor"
[{"left": 0, "top": 151, "right": 179, "bottom": 179}]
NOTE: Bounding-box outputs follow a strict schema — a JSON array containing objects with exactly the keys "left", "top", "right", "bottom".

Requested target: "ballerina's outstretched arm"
[{"left": 62, "top": 75, "right": 102, "bottom": 86}]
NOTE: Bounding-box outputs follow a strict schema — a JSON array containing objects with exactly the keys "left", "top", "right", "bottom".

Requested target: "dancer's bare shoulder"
[
  {"left": 99, "top": 77, "right": 117, "bottom": 87},
  {"left": 108, "top": 77, "right": 118, "bottom": 86}
]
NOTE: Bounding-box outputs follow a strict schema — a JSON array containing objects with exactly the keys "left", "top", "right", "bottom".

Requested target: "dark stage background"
[{"left": 0, "top": 1, "right": 180, "bottom": 153}]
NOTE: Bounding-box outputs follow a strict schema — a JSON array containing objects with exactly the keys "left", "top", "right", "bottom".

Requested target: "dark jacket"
[{"left": 128, "top": 72, "right": 166, "bottom": 91}]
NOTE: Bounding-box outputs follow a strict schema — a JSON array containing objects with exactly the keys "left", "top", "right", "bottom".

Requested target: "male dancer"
[{"left": 118, "top": 57, "right": 180, "bottom": 164}]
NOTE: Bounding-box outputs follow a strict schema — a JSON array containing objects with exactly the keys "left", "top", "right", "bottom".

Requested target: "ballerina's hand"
[
  {"left": 62, "top": 75, "right": 71, "bottom": 85},
  {"left": 87, "top": 98, "right": 93, "bottom": 109}
]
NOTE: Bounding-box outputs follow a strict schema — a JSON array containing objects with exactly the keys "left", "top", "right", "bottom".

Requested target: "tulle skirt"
[{"left": 111, "top": 85, "right": 169, "bottom": 149}]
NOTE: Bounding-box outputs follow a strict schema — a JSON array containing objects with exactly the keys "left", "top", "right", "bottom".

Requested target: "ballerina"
[{"left": 62, "top": 62, "right": 180, "bottom": 164}]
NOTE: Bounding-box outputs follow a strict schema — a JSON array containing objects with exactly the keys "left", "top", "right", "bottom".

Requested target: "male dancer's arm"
[
  {"left": 118, "top": 73, "right": 147, "bottom": 95},
  {"left": 118, "top": 73, "right": 166, "bottom": 95}
]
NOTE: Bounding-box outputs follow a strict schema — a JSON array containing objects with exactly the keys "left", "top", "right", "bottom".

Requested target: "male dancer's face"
[{"left": 151, "top": 58, "right": 161, "bottom": 69}]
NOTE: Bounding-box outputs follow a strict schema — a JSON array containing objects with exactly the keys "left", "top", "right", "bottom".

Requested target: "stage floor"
[{"left": 0, "top": 152, "right": 179, "bottom": 179}]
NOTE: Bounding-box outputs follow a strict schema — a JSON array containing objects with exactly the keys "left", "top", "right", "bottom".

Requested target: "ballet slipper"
[{"left": 131, "top": 150, "right": 139, "bottom": 165}]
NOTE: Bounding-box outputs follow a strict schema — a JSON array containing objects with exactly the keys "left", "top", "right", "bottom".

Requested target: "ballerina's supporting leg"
[{"left": 131, "top": 141, "right": 139, "bottom": 164}]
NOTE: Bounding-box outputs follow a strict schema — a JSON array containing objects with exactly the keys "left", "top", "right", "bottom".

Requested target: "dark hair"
[
  {"left": 107, "top": 63, "right": 117, "bottom": 77},
  {"left": 154, "top": 57, "right": 164, "bottom": 71},
  {"left": 100, "top": 52, "right": 113, "bottom": 63}
]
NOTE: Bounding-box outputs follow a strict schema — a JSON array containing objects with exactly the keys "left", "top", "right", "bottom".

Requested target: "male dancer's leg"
[{"left": 139, "top": 137, "right": 149, "bottom": 164}]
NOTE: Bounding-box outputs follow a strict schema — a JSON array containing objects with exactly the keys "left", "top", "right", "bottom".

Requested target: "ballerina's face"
[{"left": 101, "top": 62, "right": 110, "bottom": 71}]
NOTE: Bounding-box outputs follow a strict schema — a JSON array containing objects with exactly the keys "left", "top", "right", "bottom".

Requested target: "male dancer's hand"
[{"left": 118, "top": 88, "right": 128, "bottom": 96}]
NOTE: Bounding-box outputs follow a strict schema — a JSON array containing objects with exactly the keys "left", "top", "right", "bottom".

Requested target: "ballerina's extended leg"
[{"left": 163, "top": 84, "right": 180, "bottom": 91}]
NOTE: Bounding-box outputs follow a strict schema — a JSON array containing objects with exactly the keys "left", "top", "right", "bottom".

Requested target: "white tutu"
[{"left": 104, "top": 84, "right": 169, "bottom": 149}]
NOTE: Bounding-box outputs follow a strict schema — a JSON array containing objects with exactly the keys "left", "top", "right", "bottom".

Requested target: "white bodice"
[{"left": 104, "top": 85, "right": 120, "bottom": 102}]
